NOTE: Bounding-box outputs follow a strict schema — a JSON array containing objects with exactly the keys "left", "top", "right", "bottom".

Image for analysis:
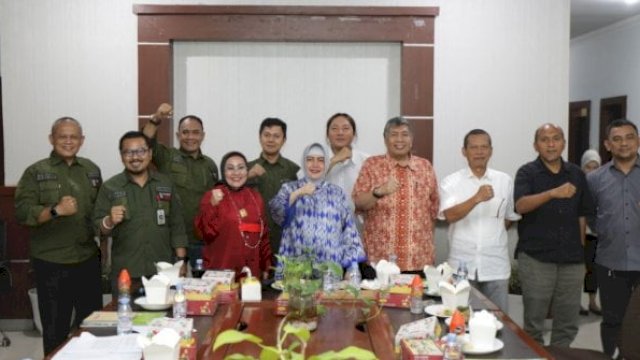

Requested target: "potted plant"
[{"left": 278, "top": 254, "right": 343, "bottom": 331}]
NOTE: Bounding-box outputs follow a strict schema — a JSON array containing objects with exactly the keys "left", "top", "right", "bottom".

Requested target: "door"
[
  {"left": 599, "top": 96, "right": 627, "bottom": 162},
  {"left": 568, "top": 100, "right": 591, "bottom": 165}
]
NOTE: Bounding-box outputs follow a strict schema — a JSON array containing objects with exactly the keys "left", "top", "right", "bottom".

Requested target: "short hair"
[
  {"left": 383, "top": 116, "right": 413, "bottom": 138},
  {"left": 51, "top": 117, "right": 82, "bottom": 136},
  {"left": 606, "top": 118, "right": 638, "bottom": 138},
  {"left": 119, "top": 131, "right": 151, "bottom": 151},
  {"left": 259, "top": 117, "right": 288, "bottom": 138},
  {"left": 326, "top": 113, "right": 357, "bottom": 137},
  {"left": 178, "top": 115, "right": 203, "bottom": 129},
  {"left": 463, "top": 129, "right": 492, "bottom": 148},
  {"left": 534, "top": 123, "right": 564, "bottom": 142}
]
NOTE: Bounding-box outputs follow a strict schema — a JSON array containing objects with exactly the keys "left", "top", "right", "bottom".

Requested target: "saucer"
[
  {"left": 271, "top": 281, "right": 284, "bottom": 291},
  {"left": 461, "top": 334, "right": 504, "bottom": 355},
  {"left": 425, "top": 304, "right": 453, "bottom": 318},
  {"left": 445, "top": 317, "right": 504, "bottom": 331},
  {"left": 134, "top": 295, "right": 174, "bottom": 310}
]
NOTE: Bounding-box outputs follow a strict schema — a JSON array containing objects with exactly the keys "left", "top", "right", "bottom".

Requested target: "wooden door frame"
[
  {"left": 599, "top": 95, "right": 627, "bottom": 162},
  {"left": 133, "top": 5, "right": 438, "bottom": 161},
  {"left": 568, "top": 100, "right": 590, "bottom": 164}
]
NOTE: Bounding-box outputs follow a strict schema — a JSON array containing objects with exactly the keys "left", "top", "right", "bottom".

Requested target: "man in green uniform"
[
  {"left": 93, "top": 131, "right": 188, "bottom": 297},
  {"left": 15, "top": 117, "right": 103, "bottom": 355},
  {"left": 142, "top": 104, "right": 218, "bottom": 267},
  {"left": 247, "top": 118, "right": 300, "bottom": 256}
]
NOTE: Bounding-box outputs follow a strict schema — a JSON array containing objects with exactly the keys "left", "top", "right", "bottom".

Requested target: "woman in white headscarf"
[
  {"left": 269, "top": 143, "right": 366, "bottom": 268},
  {"left": 580, "top": 149, "right": 602, "bottom": 315}
]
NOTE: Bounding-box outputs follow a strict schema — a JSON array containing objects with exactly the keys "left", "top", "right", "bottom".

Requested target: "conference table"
[{"left": 50, "top": 286, "right": 553, "bottom": 359}]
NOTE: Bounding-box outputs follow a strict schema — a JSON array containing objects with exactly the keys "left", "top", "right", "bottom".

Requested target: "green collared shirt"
[
  {"left": 152, "top": 141, "right": 218, "bottom": 244},
  {"left": 247, "top": 154, "right": 300, "bottom": 253},
  {"left": 92, "top": 170, "right": 188, "bottom": 278},
  {"left": 15, "top": 152, "right": 102, "bottom": 264}
]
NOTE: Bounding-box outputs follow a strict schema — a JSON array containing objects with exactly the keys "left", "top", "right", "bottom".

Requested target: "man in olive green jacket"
[
  {"left": 15, "top": 117, "right": 103, "bottom": 355},
  {"left": 93, "top": 131, "right": 188, "bottom": 298},
  {"left": 142, "top": 104, "right": 218, "bottom": 267}
]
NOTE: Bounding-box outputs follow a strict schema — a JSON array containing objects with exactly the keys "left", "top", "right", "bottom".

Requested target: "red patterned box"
[{"left": 179, "top": 337, "right": 197, "bottom": 360}]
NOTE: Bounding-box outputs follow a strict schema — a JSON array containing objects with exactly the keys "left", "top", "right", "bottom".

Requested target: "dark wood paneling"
[
  {"left": 0, "top": 186, "right": 35, "bottom": 319},
  {"left": 401, "top": 46, "right": 434, "bottom": 117},
  {"left": 133, "top": 5, "right": 439, "bottom": 17},
  {"left": 138, "top": 14, "right": 435, "bottom": 43},
  {"left": 138, "top": 45, "right": 173, "bottom": 145},
  {"left": 409, "top": 119, "right": 433, "bottom": 163}
]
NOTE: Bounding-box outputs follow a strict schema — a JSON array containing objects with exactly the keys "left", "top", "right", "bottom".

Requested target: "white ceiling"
[{"left": 572, "top": 0, "right": 640, "bottom": 38}]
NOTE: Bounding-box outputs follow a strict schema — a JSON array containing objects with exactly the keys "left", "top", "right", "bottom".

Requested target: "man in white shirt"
[
  {"left": 439, "top": 129, "right": 520, "bottom": 311},
  {"left": 324, "top": 113, "right": 369, "bottom": 212}
]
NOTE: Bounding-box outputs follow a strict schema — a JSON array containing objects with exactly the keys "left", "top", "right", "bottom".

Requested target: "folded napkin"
[
  {"left": 423, "top": 262, "right": 454, "bottom": 293},
  {"left": 394, "top": 316, "right": 440, "bottom": 347},
  {"left": 439, "top": 279, "right": 471, "bottom": 310},
  {"left": 155, "top": 261, "right": 184, "bottom": 286},
  {"left": 142, "top": 274, "right": 171, "bottom": 305}
]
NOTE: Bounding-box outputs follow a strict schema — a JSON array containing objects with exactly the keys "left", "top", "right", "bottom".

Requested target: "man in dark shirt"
[
  {"left": 247, "top": 118, "right": 299, "bottom": 256},
  {"left": 587, "top": 119, "right": 640, "bottom": 357},
  {"left": 514, "top": 123, "right": 594, "bottom": 346},
  {"left": 15, "top": 118, "right": 103, "bottom": 355}
]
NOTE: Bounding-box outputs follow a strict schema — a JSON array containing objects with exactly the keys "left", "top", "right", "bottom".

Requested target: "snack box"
[
  {"left": 179, "top": 337, "right": 197, "bottom": 360},
  {"left": 379, "top": 274, "right": 416, "bottom": 308},
  {"left": 216, "top": 282, "right": 240, "bottom": 304},
  {"left": 401, "top": 338, "right": 444, "bottom": 360},
  {"left": 182, "top": 278, "right": 218, "bottom": 315},
  {"left": 202, "top": 270, "right": 235, "bottom": 290}
]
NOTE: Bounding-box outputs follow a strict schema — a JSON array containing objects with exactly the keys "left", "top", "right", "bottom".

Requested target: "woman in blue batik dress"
[{"left": 269, "top": 143, "right": 366, "bottom": 270}]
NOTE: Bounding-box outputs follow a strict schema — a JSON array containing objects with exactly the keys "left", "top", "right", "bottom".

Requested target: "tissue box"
[
  {"left": 241, "top": 277, "right": 262, "bottom": 302},
  {"left": 379, "top": 274, "right": 415, "bottom": 308},
  {"left": 183, "top": 278, "right": 218, "bottom": 316},
  {"left": 179, "top": 337, "right": 197, "bottom": 360},
  {"left": 216, "top": 283, "right": 240, "bottom": 304},
  {"left": 401, "top": 339, "right": 444, "bottom": 360},
  {"left": 148, "top": 317, "right": 194, "bottom": 339},
  {"left": 202, "top": 270, "right": 235, "bottom": 290}
]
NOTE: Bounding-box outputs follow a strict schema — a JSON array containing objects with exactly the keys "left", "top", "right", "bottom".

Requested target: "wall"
[
  {"left": 570, "top": 14, "right": 640, "bottom": 147},
  {"left": 0, "top": 0, "right": 569, "bottom": 319}
]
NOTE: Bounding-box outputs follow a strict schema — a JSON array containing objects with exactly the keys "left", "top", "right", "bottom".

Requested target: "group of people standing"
[{"left": 14, "top": 103, "right": 639, "bottom": 357}]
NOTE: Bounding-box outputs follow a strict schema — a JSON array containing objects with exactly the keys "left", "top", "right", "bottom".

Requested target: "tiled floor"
[{"left": 0, "top": 293, "right": 603, "bottom": 359}]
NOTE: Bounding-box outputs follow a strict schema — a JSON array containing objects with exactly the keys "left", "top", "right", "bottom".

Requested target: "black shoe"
[{"left": 579, "top": 307, "right": 589, "bottom": 316}]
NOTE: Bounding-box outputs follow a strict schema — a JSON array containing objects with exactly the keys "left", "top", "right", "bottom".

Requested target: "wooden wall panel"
[
  {"left": 134, "top": 4, "right": 437, "bottom": 160},
  {"left": 0, "top": 186, "right": 35, "bottom": 319},
  {"left": 138, "top": 44, "right": 173, "bottom": 144},
  {"left": 401, "top": 46, "right": 434, "bottom": 117},
  {"left": 409, "top": 119, "right": 433, "bottom": 164}
]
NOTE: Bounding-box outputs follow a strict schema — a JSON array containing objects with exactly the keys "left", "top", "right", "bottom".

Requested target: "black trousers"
[
  {"left": 33, "top": 255, "right": 102, "bottom": 355},
  {"left": 583, "top": 234, "right": 598, "bottom": 293},
  {"left": 595, "top": 263, "right": 640, "bottom": 356}
]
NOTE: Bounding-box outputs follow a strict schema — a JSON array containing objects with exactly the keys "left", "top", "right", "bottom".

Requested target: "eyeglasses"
[
  {"left": 121, "top": 148, "right": 149, "bottom": 158},
  {"left": 224, "top": 165, "right": 248, "bottom": 173}
]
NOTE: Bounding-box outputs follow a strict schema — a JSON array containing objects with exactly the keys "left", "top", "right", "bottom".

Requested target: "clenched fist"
[
  {"left": 56, "top": 196, "right": 78, "bottom": 216},
  {"left": 210, "top": 189, "right": 224, "bottom": 206},
  {"left": 550, "top": 182, "right": 576, "bottom": 199},
  {"left": 110, "top": 205, "right": 127, "bottom": 226},
  {"left": 474, "top": 185, "right": 494, "bottom": 203}
]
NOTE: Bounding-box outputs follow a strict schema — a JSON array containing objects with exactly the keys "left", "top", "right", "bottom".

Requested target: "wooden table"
[{"left": 49, "top": 287, "right": 552, "bottom": 360}]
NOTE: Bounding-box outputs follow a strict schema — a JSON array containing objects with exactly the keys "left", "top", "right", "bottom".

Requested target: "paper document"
[{"left": 52, "top": 332, "right": 141, "bottom": 360}]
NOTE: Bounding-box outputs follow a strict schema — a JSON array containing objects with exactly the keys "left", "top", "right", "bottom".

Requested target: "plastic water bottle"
[
  {"left": 443, "top": 333, "right": 464, "bottom": 360},
  {"left": 323, "top": 268, "right": 337, "bottom": 293},
  {"left": 116, "top": 296, "right": 133, "bottom": 335},
  {"left": 456, "top": 261, "right": 469, "bottom": 283},
  {"left": 173, "top": 283, "right": 187, "bottom": 318},
  {"left": 192, "top": 258, "right": 205, "bottom": 278},
  {"left": 347, "top": 261, "right": 361, "bottom": 289}
]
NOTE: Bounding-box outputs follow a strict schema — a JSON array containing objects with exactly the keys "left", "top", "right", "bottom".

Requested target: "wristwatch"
[
  {"left": 50, "top": 205, "right": 59, "bottom": 219},
  {"left": 372, "top": 187, "right": 384, "bottom": 199}
]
